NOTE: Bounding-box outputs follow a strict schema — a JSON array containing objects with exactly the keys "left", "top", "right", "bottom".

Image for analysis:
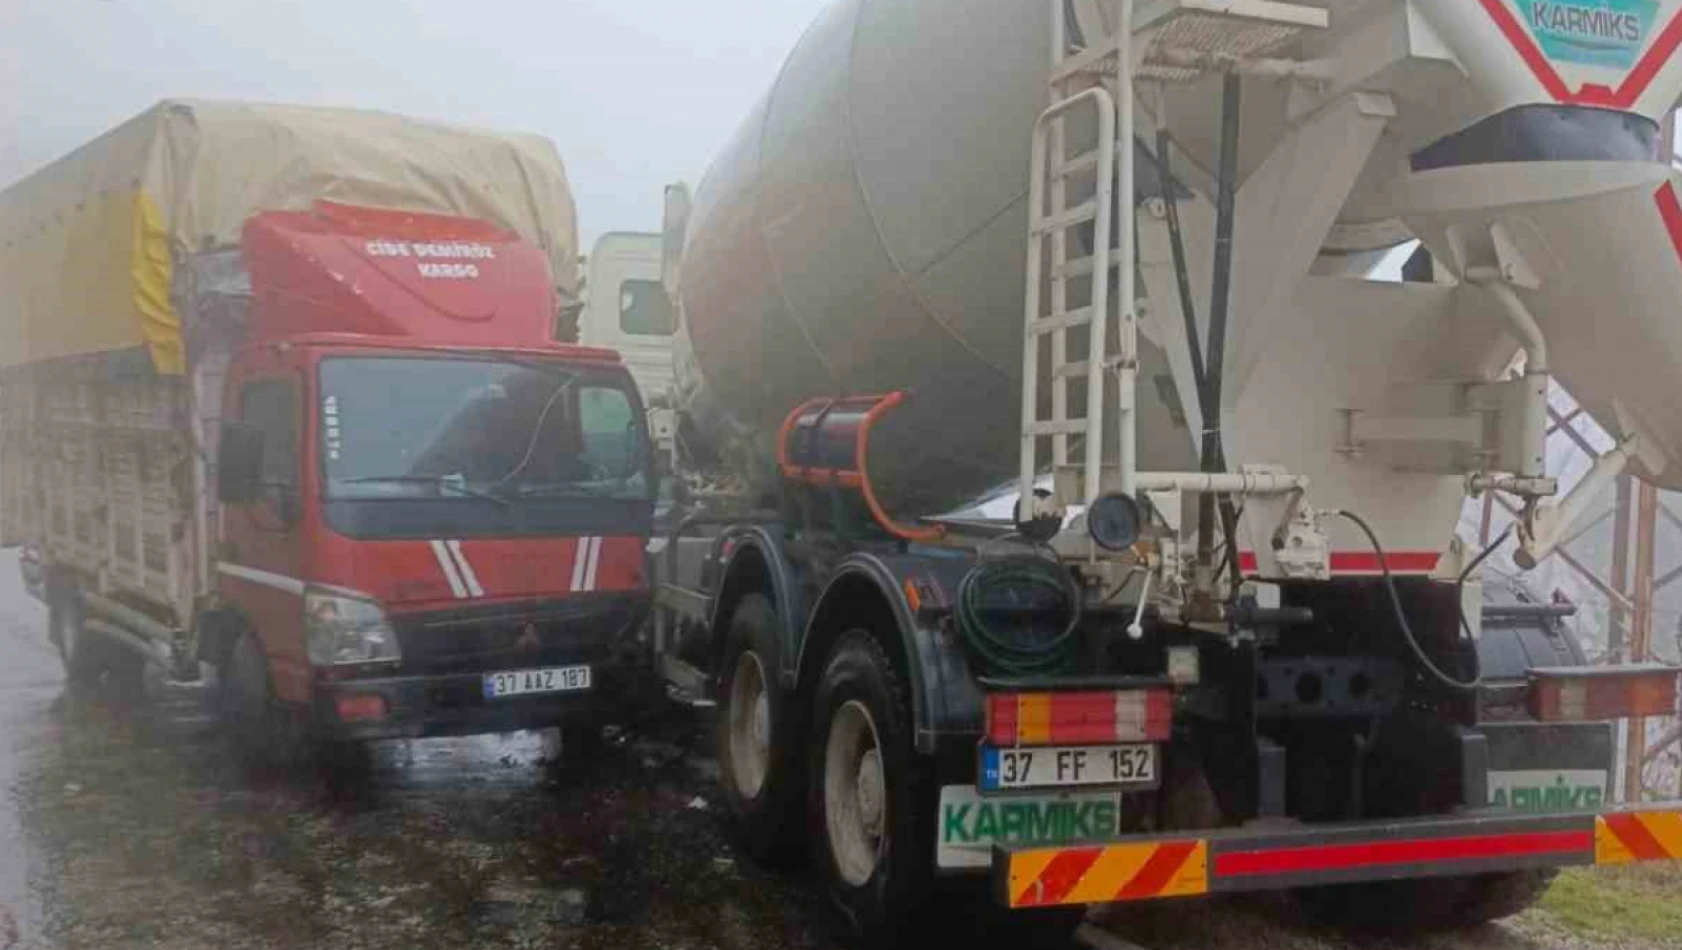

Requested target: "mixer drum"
[{"left": 674, "top": 0, "right": 1199, "bottom": 517}]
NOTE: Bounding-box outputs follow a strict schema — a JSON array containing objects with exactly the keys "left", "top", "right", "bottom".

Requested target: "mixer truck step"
[
  {"left": 1053, "top": 255, "right": 1120, "bottom": 279},
  {"left": 1032, "top": 308, "right": 1095, "bottom": 335},
  {"left": 1028, "top": 420, "right": 1092, "bottom": 437},
  {"left": 1032, "top": 200, "right": 1100, "bottom": 235}
]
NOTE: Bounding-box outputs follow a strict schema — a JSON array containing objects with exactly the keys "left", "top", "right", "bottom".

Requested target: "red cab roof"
[{"left": 241, "top": 201, "right": 615, "bottom": 361}]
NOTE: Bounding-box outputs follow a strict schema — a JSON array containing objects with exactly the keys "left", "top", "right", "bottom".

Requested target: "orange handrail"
[{"left": 775, "top": 391, "right": 944, "bottom": 543}]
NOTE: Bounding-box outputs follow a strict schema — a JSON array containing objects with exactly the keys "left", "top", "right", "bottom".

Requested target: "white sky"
[{"left": 0, "top": 0, "right": 831, "bottom": 245}]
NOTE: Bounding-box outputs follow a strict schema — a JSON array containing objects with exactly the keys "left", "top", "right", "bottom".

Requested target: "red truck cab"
[{"left": 209, "top": 202, "right": 655, "bottom": 742}]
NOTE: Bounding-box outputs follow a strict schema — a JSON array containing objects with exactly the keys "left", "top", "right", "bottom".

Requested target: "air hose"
[
  {"left": 955, "top": 555, "right": 1084, "bottom": 677},
  {"left": 1336, "top": 510, "right": 1481, "bottom": 691}
]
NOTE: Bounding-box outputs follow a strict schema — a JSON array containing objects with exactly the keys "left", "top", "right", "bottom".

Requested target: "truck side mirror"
[{"left": 217, "top": 422, "right": 265, "bottom": 504}]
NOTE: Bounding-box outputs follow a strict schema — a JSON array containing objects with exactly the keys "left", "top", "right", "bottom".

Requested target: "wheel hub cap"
[
  {"left": 728, "top": 652, "right": 771, "bottom": 798},
  {"left": 824, "top": 699, "right": 886, "bottom": 887}
]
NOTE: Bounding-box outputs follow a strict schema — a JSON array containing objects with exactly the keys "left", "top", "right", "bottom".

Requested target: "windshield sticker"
[
  {"left": 322, "top": 395, "right": 343, "bottom": 461},
  {"left": 1523, "top": 0, "right": 1657, "bottom": 69}
]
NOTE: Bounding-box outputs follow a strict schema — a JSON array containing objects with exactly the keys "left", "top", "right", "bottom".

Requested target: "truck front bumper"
[
  {"left": 995, "top": 806, "right": 1682, "bottom": 908},
  {"left": 312, "top": 665, "right": 633, "bottom": 742}
]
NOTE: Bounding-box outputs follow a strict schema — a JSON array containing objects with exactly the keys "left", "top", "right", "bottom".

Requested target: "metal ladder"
[{"left": 1019, "top": 0, "right": 1326, "bottom": 520}]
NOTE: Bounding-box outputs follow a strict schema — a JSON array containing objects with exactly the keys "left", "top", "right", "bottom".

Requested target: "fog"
[{"left": 0, "top": 0, "right": 830, "bottom": 243}]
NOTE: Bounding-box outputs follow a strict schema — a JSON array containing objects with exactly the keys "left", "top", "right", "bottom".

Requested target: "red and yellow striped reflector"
[
  {"left": 1004, "top": 808, "right": 1682, "bottom": 908},
  {"left": 1596, "top": 811, "right": 1682, "bottom": 864},
  {"left": 986, "top": 690, "right": 1172, "bottom": 746},
  {"left": 1008, "top": 840, "right": 1208, "bottom": 907}
]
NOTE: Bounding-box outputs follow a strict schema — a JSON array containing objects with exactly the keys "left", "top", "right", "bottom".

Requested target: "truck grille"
[{"left": 390, "top": 593, "right": 647, "bottom": 674}]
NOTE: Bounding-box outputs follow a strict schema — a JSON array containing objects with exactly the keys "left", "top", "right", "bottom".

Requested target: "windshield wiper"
[
  {"left": 504, "top": 480, "right": 651, "bottom": 501},
  {"left": 339, "top": 474, "right": 510, "bottom": 507}
]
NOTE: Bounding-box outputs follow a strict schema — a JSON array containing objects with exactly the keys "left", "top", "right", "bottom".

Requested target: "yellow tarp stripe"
[{"left": 130, "top": 190, "right": 183, "bottom": 375}]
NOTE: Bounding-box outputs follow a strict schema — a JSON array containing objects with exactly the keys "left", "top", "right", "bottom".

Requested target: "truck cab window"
[
  {"left": 239, "top": 379, "right": 299, "bottom": 490},
  {"left": 618, "top": 279, "right": 675, "bottom": 336},
  {"left": 578, "top": 385, "right": 639, "bottom": 476},
  {"left": 319, "top": 356, "right": 650, "bottom": 502}
]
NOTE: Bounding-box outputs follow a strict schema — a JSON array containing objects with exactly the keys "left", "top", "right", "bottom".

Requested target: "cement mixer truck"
[{"left": 651, "top": 0, "right": 1682, "bottom": 943}]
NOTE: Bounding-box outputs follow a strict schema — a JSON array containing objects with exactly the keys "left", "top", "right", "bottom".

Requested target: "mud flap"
[{"left": 1481, "top": 722, "right": 1613, "bottom": 814}]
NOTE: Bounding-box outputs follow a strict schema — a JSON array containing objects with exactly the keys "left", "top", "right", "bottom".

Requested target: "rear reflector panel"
[
  {"left": 1529, "top": 665, "right": 1678, "bottom": 721},
  {"left": 986, "top": 690, "right": 1172, "bottom": 746}
]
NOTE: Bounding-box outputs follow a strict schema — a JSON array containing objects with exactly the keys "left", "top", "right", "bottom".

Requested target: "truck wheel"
[
  {"left": 218, "top": 632, "right": 302, "bottom": 767},
  {"left": 714, "top": 594, "right": 801, "bottom": 862},
  {"left": 49, "top": 588, "right": 104, "bottom": 687},
  {"left": 808, "top": 631, "right": 930, "bottom": 946}
]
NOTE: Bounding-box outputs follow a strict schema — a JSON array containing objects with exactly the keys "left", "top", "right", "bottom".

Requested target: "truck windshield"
[{"left": 318, "top": 356, "right": 651, "bottom": 502}]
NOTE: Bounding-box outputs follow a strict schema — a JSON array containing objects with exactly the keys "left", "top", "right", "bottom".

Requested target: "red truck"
[{"left": 0, "top": 101, "right": 656, "bottom": 749}]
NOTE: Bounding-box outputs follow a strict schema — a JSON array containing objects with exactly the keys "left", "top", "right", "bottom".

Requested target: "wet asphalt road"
[
  {"left": 0, "top": 551, "right": 835, "bottom": 950},
  {"left": 0, "top": 549, "right": 1662, "bottom": 950}
]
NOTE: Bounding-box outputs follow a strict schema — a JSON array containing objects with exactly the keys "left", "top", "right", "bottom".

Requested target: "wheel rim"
[
  {"left": 824, "top": 698, "right": 886, "bottom": 887},
  {"left": 727, "top": 650, "right": 772, "bottom": 798}
]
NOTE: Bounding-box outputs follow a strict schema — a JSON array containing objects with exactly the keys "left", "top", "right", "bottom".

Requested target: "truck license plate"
[
  {"left": 980, "top": 743, "right": 1156, "bottom": 791},
  {"left": 483, "top": 665, "right": 592, "bottom": 699}
]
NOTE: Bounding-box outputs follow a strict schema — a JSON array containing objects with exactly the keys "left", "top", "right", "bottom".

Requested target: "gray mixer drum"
[{"left": 673, "top": 0, "right": 1193, "bottom": 518}]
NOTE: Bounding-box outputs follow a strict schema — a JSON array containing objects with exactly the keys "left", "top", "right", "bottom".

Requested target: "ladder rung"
[
  {"left": 1057, "top": 150, "right": 1102, "bottom": 178},
  {"left": 1027, "top": 420, "right": 1089, "bottom": 436},
  {"left": 1031, "top": 200, "right": 1098, "bottom": 235},
  {"left": 1053, "top": 255, "right": 1119, "bottom": 279},
  {"left": 1031, "top": 307, "right": 1094, "bottom": 334},
  {"left": 1053, "top": 360, "right": 1092, "bottom": 379}
]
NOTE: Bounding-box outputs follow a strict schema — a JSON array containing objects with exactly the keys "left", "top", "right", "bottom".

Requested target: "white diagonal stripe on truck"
[
  {"left": 584, "top": 535, "right": 602, "bottom": 592},
  {"left": 570, "top": 536, "right": 590, "bottom": 592},
  {"left": 446, "top": 539, "right": 484, "bottom": 597},
  {"left": 429, "top": 539, "right": 468, "bottom": 598}
]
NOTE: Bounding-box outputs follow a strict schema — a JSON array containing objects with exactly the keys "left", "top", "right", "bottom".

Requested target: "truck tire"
[
  {"left": 807, "top": 630, "right": 931, "bottom": 947},
  {"left": 217, "top": 631, "right": 303, "bottom": 768},
  {"left": 49, "top": 587, "right": 104, "bottom": 687},
  {"left": 714, "top": 594, "right": 801, "bottom": 862}
]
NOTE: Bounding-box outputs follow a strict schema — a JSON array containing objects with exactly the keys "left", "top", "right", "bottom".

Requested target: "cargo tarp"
[{"left": 0, "top": 99, "right": 579, "bottom": 374}]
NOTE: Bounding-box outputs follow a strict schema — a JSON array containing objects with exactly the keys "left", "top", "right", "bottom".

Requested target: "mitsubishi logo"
[{"left": 514, "top": 622, "right": 540, "bottom": 653}]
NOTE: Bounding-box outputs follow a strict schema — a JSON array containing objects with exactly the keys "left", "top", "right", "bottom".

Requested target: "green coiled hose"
[{"left": 954, "top": 555, "right": 1084, "bottom": 678}]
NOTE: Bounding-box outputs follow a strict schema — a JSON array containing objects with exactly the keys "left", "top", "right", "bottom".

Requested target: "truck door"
[
  {"left": 219, "top": 371, "right": 313, "bottom": 705},
  {"left": 582, "top": 233, "right": 675, "bottom": 449}
]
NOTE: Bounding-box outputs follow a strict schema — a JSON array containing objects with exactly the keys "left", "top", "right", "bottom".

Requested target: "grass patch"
[{"left": 1537, "top": 864, "right": 1682, "bottom": 943}]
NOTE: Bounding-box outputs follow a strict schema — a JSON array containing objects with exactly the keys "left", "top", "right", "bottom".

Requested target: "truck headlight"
[{"left": 304, "top": 586, "right": 400, "bottom": 666}]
